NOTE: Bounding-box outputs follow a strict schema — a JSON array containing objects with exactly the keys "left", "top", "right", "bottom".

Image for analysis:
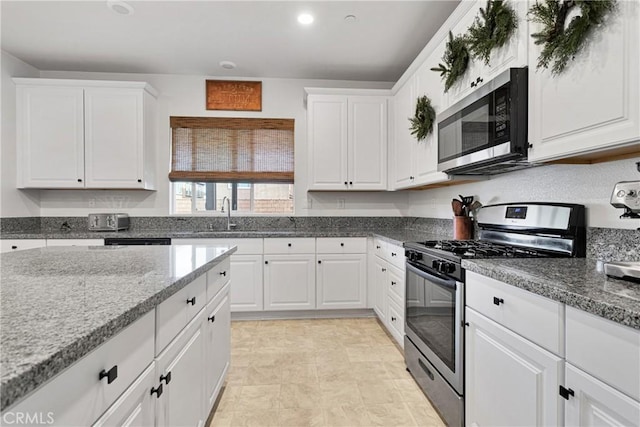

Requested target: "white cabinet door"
[
  {"left": 230, "top": 254, "right": 264, "bottom": 312},
  {"left": 263, "top": 254, "right": 316, "bottom": 310},
  {"left": 392, "top": 77, "right": 417, "bottom": 190},
  {"left": 204, "top": 285, "right": 231, "bottom": 415},
  {"left": 307, "top": 95, "right": 349, "bottom": 190},
  {"left": 84, "top": 88, "right": 144, "bottom": 189},
  {"left": 564, "top": 363, "right": 640, "bottom": 427},
  {"left": 16, "top": 86, "right": 85, "bottom": 188},
  {"left": 316, "top": 254, "right": 367, "bottom": 309},
  {"left": 156, "top": 312, "right": 206, "bottom": 427},
  {"left": 465, "top": 308, "right": 563, "bottom": 427},
  {"left": 348, "top": 96, "right": 387, "bottom": 190},
  {"left": 372, "top": 257, "right": 388, "bottom": 321},
  {"left": 92, "top": 363, "right": 156, "bottom": 427},
  {"left": 528, "top": 0, "right": 640, "bottom": 162},
  {"left": 0, "top": 239, "right": 46, "bottom": 253}
]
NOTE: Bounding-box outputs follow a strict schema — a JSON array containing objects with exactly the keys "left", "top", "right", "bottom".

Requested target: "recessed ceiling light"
[
  {"left": 220, "top": 61, "right": 236, "bottom": 70},
  {"left": 107, "top": 0, "right": 134, "bottom": 15},
  {"left": 344, "top": 15, "right": 357, "bottom": 22},
  {"left": 297, "top": 13, "right": 314, "bottom": 25}
]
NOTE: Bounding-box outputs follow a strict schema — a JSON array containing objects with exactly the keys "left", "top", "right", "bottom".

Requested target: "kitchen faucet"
[{"left": 221, "top": 196, "right": 237, "bottom": 230}]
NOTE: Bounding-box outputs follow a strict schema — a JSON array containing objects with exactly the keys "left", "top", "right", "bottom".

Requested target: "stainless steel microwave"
[{"left": 437, "top": 67, "right": 528, "bottom": 175}]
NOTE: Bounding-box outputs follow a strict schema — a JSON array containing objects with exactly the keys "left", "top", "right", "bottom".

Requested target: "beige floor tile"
[
  {"left": 209, "top": 410, "right": 233, "bottom": 427},
  {"left": 231, "top": 353, "right": 253, "bottom": 367},
  {"left": 323, "top": 405, "right": 372, "bottom": 427},
  {"left": 249, "top": 352, "right": 283, "bottom": 366},
  {"left": 226, "top": 365, "right": 249, "bottom": 386},
  {"left": 314, "top": 349, "right": 349, "bottom": 365},
  {"left": 383, "top": 360, "right": 414, "bottom": 379},
  {"left": 319, "top": 381, "right": 362, "bottom": 408},
  {"left": 394, "top": 379, "right": 430, "bottom": 403},
  {"left": 281, "top": 363, "right": 318, "bottom": 384},
  {"left": 215, "top": 385, "right": 241, "bottom": 413},
  {"left": 279, "top": 383, "right": 321, "bottom": 409},
  {"left": 235, "top": 385, "right": 281, "bottom": 411},
  {"left": 349, "top": 361, "right": 393, "bottom": 380},
  {"left": 366, "top": 403, "right": 418, "bottom": 427},
  {"left": 316, "top": 362, "right": 355, "bottom": 382},
  {"left": 230, "top": 409, "right": 281, "bottom": 427},
  {"left": 357, "top": 380, "right": 403, "bottom": 405},
  {"left": 279, "top": 408, "right": 325, "bottom": 427},
  {"left": 406, "top": 402, "right": 447, "bottom": 427},
  {"left": 244, "top": 364, "right": 283, "bottom": 385},
  {"left": 346, "top": 346, "right": 381, "bottom": 362},
  {"left": 280, "top": 350, "right": 316, "bottom": 365},
  {"left": 375, "top": 345, "right": 404, "bottom": 362}
]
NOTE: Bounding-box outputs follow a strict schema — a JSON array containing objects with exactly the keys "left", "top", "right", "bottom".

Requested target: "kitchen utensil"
[
  {"left": 469, "top": 201, "right": 483, "bottom": 215},
  {"left": 458, "top": 195, "right": 474, "bottom": 216},
  {"left": 452, "top": 199, "right": 464, "bottom": 216}
]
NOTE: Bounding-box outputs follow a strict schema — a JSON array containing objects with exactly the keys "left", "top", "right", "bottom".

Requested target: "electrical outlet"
[
  {"left": 337, "top": 199, "right": 345, "bottom": 209},
  {"left": 88, "top": 198, "right": 96, "bottom": 208}
]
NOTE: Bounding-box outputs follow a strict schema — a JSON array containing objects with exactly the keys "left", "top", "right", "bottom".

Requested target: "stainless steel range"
[{"left": 403, "top": 202, "right": 586, "bottom": 427}]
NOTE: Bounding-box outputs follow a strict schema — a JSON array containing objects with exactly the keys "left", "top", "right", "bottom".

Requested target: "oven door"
[{"left": 405, "top": 261, "right": 464, "bottom": 394}]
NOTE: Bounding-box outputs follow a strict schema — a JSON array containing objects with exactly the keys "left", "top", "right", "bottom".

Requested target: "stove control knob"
[
  {"left": 407, "top": 251, "right": 422, "bottom": 262},
  {"left": 432, "top": 260, "right": 442, "bottom": 270},
  {"left": 441, "top": 262, "right": 456, "bottom": 274}
]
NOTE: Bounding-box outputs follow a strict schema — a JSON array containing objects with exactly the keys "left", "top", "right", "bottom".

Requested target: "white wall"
[
  {"left": 1, "top": 52, "right": 41, "bottom": 217},
  {"left": 27, "top": 69, "right": 408, "bottom": 217},
  {"left": 407, "top": 157, "right": 640, "bottom": 229}
]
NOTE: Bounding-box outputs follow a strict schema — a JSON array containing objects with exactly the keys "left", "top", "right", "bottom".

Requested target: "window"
[{"left": 170, "top": 117, "right": 294, "bottom": 214}]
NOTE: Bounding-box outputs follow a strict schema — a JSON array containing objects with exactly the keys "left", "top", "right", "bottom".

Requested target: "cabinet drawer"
[
  {"left": 0, "top": 239, "right": 46, "bottom": 253},
  {"left": 371, "top": 237, "right": 387, "bottom": 258},
  {"left": 387, "top": 297, "right": 404, "bottom": 347},
  {"left": 206, "top": 257, "right": 230, "bottom": 302},
  {"left": 316, "top": 237, "right": 367, "bottom": 254},
  {"left": 172, "top": 238, "right": 262, "bottom": 255},
  {"left": 387, "top": 264, "right": 405, "bottom": 307},
  {"left": 156, "top": 274, "right": 206, "bottom": 354},
  {"left": 263, "top": 238, "right": 315, "bottom": 254},
  {"left": 466, "top": 271, "right": 564, "bottom": 355},
  {"left": 385, "top": 243, "right": 405, "bottom": 269},
  {"left": 566, "top": 306, "right": 640, "bottom": 401},
  {"left": 7, "top": 311, "right": 155, "bottom": 426}
]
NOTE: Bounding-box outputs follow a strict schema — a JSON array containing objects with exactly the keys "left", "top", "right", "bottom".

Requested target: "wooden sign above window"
[{"left": 206, "top": 80, "right": 262, "bottom": 111}]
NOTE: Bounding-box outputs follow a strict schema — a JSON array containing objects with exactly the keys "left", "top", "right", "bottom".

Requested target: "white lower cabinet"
[
  {"left": 264, "top": 254, "right": 316, "bottom": 310},
  {"left": 229, "top": 254, "right": 263, "bottom": 312},
  {"left": 564, "top": 363, "right": 640, "bottom": 427},
  {"left": 465, "top": 308, "right": 563, "bottom": 427},
  {"left": 203, "top": 285, "right": 231, "bottom": 412},
  {"left": 156, "top": 309, "right": 206, "bottom": 427},
  {"left": 92, "top": 363, "right": 156, "bottom": 427},
  {"left": 316, "top": 254, "right": 367, "bottom": 309},
  {"left": 372, "top": 256, "right": 388, "bottom": 321}
]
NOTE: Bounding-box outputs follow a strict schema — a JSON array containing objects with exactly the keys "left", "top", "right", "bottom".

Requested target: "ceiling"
[{"left": 1, "top": 1, "right": 460, "bottom": 82}]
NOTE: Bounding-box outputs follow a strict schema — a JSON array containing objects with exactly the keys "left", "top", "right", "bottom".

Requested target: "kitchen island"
[{"left": 0, "top": 243, "right": 236, "bottom": 425}]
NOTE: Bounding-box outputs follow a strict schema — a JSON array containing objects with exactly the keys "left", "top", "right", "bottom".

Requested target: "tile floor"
[{"left": 209, "top": 317, "right": 446, "bottom": 427}]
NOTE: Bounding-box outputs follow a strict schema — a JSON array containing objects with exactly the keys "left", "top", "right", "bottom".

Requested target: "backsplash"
[{"left": 587, "top": 227, "right": 640, "bottom": 262}]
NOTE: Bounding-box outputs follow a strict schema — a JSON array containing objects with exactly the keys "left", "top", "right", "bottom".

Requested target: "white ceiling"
[{"left": 1, "top": 1, "right": 460, "bottom": 82}]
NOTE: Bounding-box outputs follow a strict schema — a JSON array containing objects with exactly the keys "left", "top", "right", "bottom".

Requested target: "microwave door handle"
[{"left": 406, "top": 263, "right": 458, "bottom": 290}]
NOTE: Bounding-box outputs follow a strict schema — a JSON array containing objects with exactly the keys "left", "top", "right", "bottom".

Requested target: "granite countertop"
[
  {"left": 0, "top": 244, "right": 237, "bottom": 411},
  {"left": 462, "top": 258, "right": 640, "bottom": 330}
]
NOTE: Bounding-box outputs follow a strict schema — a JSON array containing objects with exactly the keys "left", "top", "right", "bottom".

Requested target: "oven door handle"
[{"left": 406, "top": 262, "right": 458, "bottom": 290}]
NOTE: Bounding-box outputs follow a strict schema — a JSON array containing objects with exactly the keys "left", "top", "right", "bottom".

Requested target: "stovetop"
[{"left": 414, "top": 240, "right": 557, "bottom": 259}]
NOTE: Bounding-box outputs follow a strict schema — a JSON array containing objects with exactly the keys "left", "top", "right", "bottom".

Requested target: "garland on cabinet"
[
  {"left": 466, "top": 0, "right": 519, "bottom": 65},
  {"left": 529, "top": 0, "right": 617, "bottom": 74},
  {"left": 409, "top": 95, "right": 436, "bottom": 141},
  {"left": 431, "top": 31, "right": 470, "bottom": 92}
]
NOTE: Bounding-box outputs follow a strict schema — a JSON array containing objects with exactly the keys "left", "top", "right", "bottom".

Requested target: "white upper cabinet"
[
  {"left": 527, "top": 0, "right": 640, "bottom": 162},
  {"left": 392, "top": 77, "right": 416, "bottom": 189},
  {"left": 443, "top": 0, "right": 528, "bottom": 109},
  {"left": 15, "top": 79, "right": 157, "bottom": 190},
  {"left": 307, "top": 90, "right": 388, "bottom": 191}
]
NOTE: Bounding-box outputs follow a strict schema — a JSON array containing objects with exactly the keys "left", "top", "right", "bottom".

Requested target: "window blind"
[{"left": 169, "top": 117, "right": 294, "bottom": 183}]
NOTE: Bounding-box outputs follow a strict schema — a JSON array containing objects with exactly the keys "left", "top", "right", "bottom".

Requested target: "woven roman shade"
[{"left": 169, "top": 117, "right": 294, "bottom": 183}]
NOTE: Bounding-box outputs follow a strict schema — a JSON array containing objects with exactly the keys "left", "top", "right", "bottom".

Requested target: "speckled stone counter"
[
  {"left": 0, "top": 244, "right": 237, "bottom": 411},
  {"left": 462, "top": 258, "right": 640, "bottom": 329}
]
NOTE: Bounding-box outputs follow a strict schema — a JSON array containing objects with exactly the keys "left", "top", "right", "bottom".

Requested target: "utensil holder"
[{"left": 454, "top": 216, "right": 473, "bottom": 240}]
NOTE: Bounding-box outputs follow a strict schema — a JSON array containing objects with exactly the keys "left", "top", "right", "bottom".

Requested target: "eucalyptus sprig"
[
  {"left": 409, "top": 95, "right": 436, "bottom": 141},
  {"left": 466, "top": 0, "right": 519, "bottom": 65},
  {"left": 431, "top": 31, "right": 470, "bottom": 92},
  {"left": 529, "top": 0, "right": 616, "bottom": 74}
]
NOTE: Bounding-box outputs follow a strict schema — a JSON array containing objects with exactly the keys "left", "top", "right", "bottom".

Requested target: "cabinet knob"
[
  {"left": 382, "top": 268, "right": 386, "bottom": 272},
  {"left": 99, "top": 365, "right": 118, "bottom": 384},
  {"left": 340, "top": 243, "right": 344, "bottom": 247},
  {"left": 391, "top": 252, "right": 397, "bottom": 257},
  {"left": 410, "top": 176, "right": 414, "bottom": 180},
  {"left": 265, "top": 260, "right": 269, "bottom": 265},
  {"left": 186, "top": 297, "right": 196, "bottom": 305},
  {"left": 220, "top": 271, "right": 227, "bottom": 277},
  {"left": 208, "top": 315, "right": 216, "bottom": 323},
  {"left": 77, "top": 179, "right": 82, "bottom": 183},
  {"left": 160, "top": 371, "right": 172, "bottom": 385},
  {"left": 493, "top": 297, "right": 504, "bottom": 306},
  {"left": 349, "top": 181, "right": 353, "bottom": 185},
  {"left": 11, "top": 245, "right": 17, "bottom": 250},
  {"left": 344, "top": 181, "right": 348, "bottom": 185},
  {"left": 391, "top": 281, "right": 396, "bottom": 286},
  {"left": 376, "top": 245, "right": 381, "bottom": 249},
  {"left": 391, "top": 316, "right": 397, "bottom": 322},
  {"left": 137, "top": 179, "right": 142, "bottom": 183},
  {"left": 288, "top": 243, "right": 292, "bottom": 247},
  {"left": 559, "top": 385, "right": 575, "bottom": 400},
  {"left": 150, "top": 383, "right": 163, "bottom": 398},
  {"left": 318, "top": 260, "right": 322, "bottom": 264},
  {"left": 470, "top": 82, "right": 476, "bottom": 88},
  {"left": 477, "top": 77, "right": 483, "bottom": 84}
]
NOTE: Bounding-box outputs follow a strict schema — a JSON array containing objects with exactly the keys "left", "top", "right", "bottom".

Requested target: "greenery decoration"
[
  {"left": 466, "top": 1, "right": 519, "bottom": 65},
  {"left": 409, "top": 95, "right": 436, "bottom": 141},
  {"left": 431, "top": 32, "right": 470, "bottom": 92},
  {"left": 529, "top": 0, "right": 616, "bottom": 74}
]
